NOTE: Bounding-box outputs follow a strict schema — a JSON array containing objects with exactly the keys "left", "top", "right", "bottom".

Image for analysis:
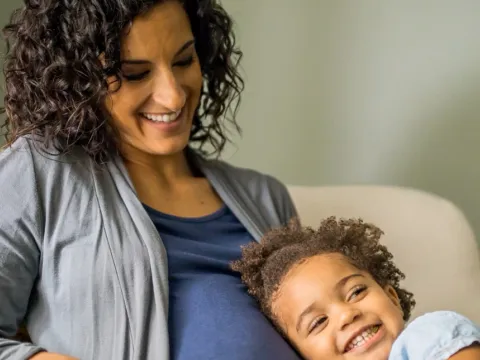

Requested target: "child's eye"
[
  {"left": 348, "top": 285, "right": 367, "bottom": 301},
  {"left": 308, "top": 316, "right": 327, "bottom": 334}
]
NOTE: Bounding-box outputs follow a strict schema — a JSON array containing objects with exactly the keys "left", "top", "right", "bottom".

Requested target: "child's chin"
[
  {"left": 344, "top": 338, "right": 392, "bottom": 360},
  {"left": 356, "top": 343, "right": 391, "bottom": 360}
]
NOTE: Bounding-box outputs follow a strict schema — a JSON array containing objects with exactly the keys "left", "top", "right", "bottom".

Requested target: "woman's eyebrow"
[
  {"left": 174, "top": 39, "right": 195, "bottom": 56},
  {"left": 120, "top": 39, "right": 195, "bottom": 65}
]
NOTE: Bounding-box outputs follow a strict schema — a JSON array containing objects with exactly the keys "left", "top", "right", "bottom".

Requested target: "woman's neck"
[
  {"left": 119, "top": 144, "right": 222, "bottom": 217},
  {"left": 121, "top": 144, "right": 194, "bottom": 187}
]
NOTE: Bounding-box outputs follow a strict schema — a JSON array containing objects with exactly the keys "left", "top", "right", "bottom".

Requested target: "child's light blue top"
[{"left": 389, "top": 311, "right": 480, "bottom": 360}]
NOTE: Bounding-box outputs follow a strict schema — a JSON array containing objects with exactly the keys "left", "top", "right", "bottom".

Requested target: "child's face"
[{"left": 271, "top": 253, "right": 405, "bottom": 360}]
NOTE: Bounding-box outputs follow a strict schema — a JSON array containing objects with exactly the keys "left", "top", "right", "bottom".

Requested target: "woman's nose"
[{"left": 151, "top": 70, "right": 186, "bottom": 111}]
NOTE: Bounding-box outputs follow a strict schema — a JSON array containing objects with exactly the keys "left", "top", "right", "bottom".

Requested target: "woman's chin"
[
  {"left": 120, "top": 136, "right": 191, "bottom": 160},
  {"left": 144, "top": 140, "right": 190, "bottom": 157}
]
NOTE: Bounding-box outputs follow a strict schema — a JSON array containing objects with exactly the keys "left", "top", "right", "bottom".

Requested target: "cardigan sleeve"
[{"left": 0, "top": 139, "right": 46, "bottom": 359}]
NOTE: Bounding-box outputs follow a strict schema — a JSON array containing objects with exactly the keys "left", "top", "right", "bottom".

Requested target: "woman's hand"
[{"left": 29, "top": 352, "right": 78, "bottom": 360}]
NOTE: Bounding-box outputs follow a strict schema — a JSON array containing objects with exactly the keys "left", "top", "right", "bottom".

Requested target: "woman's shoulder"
[
  {"left": 1, "top": 136, "right": 90, "bottom": 165},
  {"left": 0, "top": 137, "right": 94, "bottom": 195},
  {"left": 199, "top": 157, "right": 298, "bottom": 226},
  {"left": 201, "top": 157, "right": 289, "bottom": 197}
]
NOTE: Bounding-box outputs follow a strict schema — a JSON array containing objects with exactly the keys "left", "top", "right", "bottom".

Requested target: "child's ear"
[{"left": 384, "top": 285, "right": 403, "bottom": 312}]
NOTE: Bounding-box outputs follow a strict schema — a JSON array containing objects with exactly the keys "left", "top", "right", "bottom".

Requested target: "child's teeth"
[{"left": 346, "top": 325, "right": 380, "bottom": 352}]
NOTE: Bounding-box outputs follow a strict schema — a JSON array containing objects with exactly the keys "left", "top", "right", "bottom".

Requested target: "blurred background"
[{"left": 1, "top": 0, "right": 480, "bottom": 243}]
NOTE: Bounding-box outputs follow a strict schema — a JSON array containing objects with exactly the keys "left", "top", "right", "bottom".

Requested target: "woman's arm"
[
  {"left": 0, "top": 142, "right": 48, "bottom": 359},
  {"left": 449, "top": 344, "right": 480, "bottom": 359}
]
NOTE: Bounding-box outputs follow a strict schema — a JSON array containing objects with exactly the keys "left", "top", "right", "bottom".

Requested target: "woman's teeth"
[
  {"left": 345, "top": 325, "right": 380, "bottom": 352},
  {"left": 142, "top": 111, "right": 180, "bottom": 123}
]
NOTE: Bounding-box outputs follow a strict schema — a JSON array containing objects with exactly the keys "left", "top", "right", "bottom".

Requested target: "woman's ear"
[{"left": 384, "top": 285, "right": 403, "bottom": 313}]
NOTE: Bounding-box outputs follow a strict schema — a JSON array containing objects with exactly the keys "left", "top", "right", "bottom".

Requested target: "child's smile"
[{"left": 271, "top": 253, "right": 405, "bottom": 359}]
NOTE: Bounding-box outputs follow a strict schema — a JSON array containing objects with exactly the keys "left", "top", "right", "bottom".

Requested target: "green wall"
[
  {"left": 1, "top": 1, "right": 479, "bottom": 245},
  {"left": 222, "top": 0, "right": 480, "bottom": 244},
  {"left": 0, "top": 0, "right": 20, "bottom": 145}
]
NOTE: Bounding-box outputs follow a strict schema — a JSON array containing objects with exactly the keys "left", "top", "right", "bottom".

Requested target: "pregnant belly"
[{"left": 169, "top": 274, "right": 301, "bottom": 360}]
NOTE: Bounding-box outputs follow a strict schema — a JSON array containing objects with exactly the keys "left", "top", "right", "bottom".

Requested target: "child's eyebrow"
[
  {"left": 295, "top": 273, "right": 365, "bottom": 333},
  {"left": 296, "top": 302, "right": 317, "bottom": 333},
  {"left": 334, "top": 273, "right": 364, "bottom": 292}
]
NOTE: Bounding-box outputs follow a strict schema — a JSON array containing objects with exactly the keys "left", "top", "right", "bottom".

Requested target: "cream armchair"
[{"left": 287, "top": 185, "right": 480, "bottom": 323}]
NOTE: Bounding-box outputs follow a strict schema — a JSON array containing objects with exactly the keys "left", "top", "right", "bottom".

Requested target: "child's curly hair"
[{"left": 231, "top": 217, "right": 415, "bottom": 326}]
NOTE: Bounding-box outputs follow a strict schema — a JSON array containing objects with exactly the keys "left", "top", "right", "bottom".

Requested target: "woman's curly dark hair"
[
  {"left": 232, "top": 217, "right": 416, "bottom": 329},
  {"left": 1, "top": 0, "right": 243, "bottom": 162}
]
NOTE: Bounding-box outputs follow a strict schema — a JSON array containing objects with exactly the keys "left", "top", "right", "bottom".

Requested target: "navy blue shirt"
[{"left": 145, "top": 204, "right": 300, "bottom": 360}]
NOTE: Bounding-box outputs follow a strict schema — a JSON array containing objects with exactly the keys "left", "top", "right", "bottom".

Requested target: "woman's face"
[{"left": 105, "top": 0, "right": 202, "bottom": 158}]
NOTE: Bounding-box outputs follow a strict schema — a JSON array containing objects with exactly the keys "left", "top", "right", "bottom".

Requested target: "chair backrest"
[{"left": 287, "top": 185, "right": 480, "bottom": 323}]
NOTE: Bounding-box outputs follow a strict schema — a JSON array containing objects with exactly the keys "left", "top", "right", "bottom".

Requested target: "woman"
[{"left": 0, "top": 0, "right": 301, "bottom": 359}]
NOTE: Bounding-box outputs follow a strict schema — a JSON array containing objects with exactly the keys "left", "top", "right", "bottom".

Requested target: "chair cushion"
[{"left": 287, "top": 185, "right": 480, "bottom": 323}]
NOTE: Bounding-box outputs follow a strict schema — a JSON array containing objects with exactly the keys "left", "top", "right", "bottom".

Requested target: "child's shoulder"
[
  {"left": 389, "top": 311, "right": 480, "bottom": 360},
  {"left": 408, "top": 310, "right": 479, "bottom": 330}
]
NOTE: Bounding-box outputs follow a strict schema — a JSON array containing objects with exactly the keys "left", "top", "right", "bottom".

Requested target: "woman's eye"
[
  {"left": 174, "top": 56, "right": 194, "bottom": 67},
  {"left": 122, "top": 71, "right": 150, "bottom": 81},
  {"left": 349, "top": 285, "right": 367, "bottom": 301},
  {"left": 308, "top": 317, "right": 327, "bottom": 334}
]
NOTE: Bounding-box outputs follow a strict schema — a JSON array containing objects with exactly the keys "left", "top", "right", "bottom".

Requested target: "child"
[{"left": 231, "top": 217, "right": 480, "bottom": 360}]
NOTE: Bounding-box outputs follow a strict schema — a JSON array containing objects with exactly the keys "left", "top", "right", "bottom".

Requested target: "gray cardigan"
[{"left": 0, "top": 138, "right": 297, "bottom": 360}]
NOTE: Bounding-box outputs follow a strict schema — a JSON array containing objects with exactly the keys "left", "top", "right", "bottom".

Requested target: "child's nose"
[{"left": 338, "top": 306, "right": 362, "bottom": 331}]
